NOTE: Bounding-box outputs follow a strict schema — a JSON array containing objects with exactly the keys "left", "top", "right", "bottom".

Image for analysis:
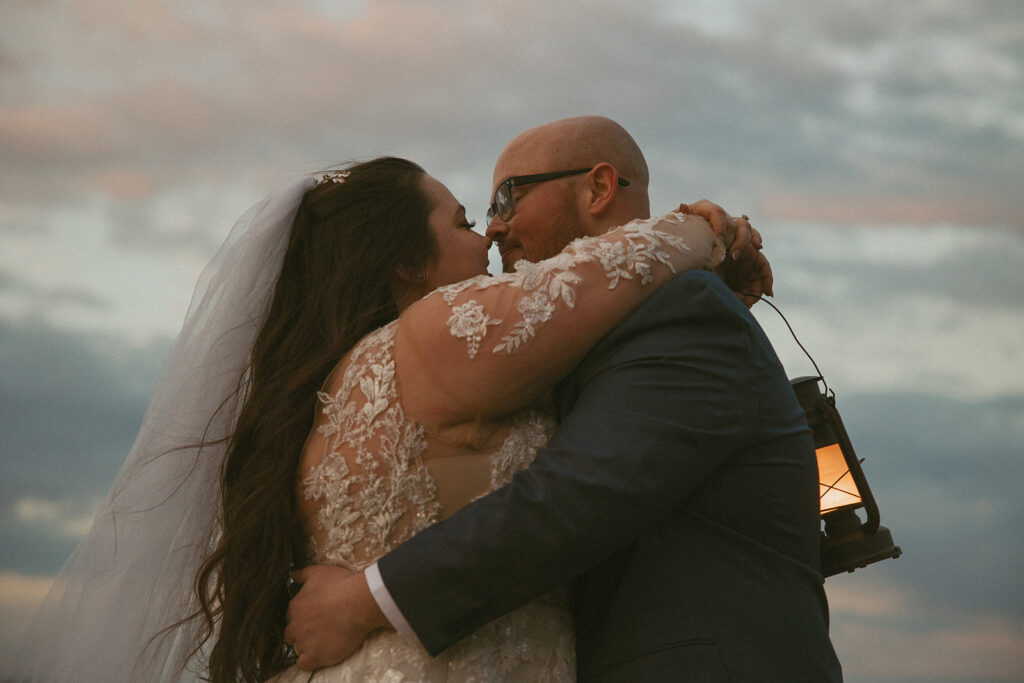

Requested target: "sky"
[{"left": 2, "top": 0, "right": 1023, "bottom": 680}]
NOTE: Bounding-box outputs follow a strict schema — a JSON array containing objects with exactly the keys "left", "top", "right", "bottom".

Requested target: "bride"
[{"left": 21, "top": 156, "right": 738, "bottom": 682}]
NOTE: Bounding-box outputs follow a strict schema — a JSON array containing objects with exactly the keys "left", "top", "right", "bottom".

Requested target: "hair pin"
[{"left": 320, "top": 170, "right": 351, "bottom": 185}]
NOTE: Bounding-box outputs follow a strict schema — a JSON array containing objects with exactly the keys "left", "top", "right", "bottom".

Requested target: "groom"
[{"left": 286, "top": 116, "right": 842, "bottom": 681}]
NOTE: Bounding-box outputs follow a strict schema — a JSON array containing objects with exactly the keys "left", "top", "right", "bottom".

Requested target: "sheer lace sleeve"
[{"left": 396, "top": 212, "right": 724, "bottom": 426}]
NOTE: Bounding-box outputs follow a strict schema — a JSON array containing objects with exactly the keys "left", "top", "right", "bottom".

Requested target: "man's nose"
[{"left": 485, "top": 218, "right": 508, "bottom": 242}]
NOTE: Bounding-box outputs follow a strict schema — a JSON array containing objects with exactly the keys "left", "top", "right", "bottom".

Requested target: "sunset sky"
[{"left": 2, "top": 1, "right": 1022, "bottom": 680}]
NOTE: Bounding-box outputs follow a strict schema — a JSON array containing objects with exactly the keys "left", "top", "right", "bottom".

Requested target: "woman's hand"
[{"left": 676, "top": 200, "right": 773, "bottom": 307}]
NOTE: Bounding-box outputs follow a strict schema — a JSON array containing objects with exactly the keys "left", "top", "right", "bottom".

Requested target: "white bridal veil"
[{"left": 19, "top": 176, "right": 317, "bottom": 682}]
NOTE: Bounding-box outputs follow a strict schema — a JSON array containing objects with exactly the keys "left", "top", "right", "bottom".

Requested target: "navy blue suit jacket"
[{"left": 379, "top": 271, "right": 842, "bottom": 681}]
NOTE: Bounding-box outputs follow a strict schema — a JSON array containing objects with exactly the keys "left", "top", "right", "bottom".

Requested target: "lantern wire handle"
[{"left": 746, "top": 294, "right": 830, "bottom": 397}]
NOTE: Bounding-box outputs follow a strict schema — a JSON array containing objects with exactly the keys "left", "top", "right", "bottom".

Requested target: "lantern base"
[{"left": 821, "top": 524, "right": 902, "bottom": 577}]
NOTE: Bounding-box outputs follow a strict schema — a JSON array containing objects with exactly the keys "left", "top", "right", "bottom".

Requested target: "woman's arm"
[{"left": 396, "top": 212, "right": 723, "bottom": 427}]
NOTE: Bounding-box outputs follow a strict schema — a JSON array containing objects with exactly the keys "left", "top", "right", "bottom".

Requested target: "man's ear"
[{"left": 585, "top": 162, "right": 620, "bottom": 217}]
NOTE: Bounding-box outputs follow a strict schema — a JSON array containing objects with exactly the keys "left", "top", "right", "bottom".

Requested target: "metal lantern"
[{"left": 792, "top": 376, "right": 902, "bottom": 577}]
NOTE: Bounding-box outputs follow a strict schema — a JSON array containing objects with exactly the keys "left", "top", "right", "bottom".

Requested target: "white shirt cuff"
[{"left": 365, "top": 562, "right": 421, "bottom": 645}]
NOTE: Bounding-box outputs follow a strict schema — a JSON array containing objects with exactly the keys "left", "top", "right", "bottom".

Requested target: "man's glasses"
[{"left": 486, "top": 167, "right": 630, "bottom": 223}]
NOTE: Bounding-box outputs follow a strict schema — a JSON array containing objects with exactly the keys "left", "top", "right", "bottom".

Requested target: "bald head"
[
  {"left": 493, "top": 116, "right": 650, "bottom": 231},
  {"left": 495, "top": 116, "right": 649, "bottom": 189}
]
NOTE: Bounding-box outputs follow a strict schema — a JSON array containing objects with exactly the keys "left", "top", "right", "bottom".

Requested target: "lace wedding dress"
[
  {"left": 271, "top": 213, "right": 723, "bottom": 682},
  {"left": 272, "top": 321, "right": 573, "bottom": 682}
]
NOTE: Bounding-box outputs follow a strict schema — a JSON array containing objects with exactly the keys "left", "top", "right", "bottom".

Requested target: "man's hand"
[
  {"left": 677, "top": 200, "right": 774, "bottom": 308},
  {"left": 285, "top": 565, "right": 392, "bottom": 671}
]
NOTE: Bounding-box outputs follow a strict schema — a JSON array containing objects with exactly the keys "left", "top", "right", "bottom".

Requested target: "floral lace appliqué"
[
  {"left": 302, "top": 322, "right": 438, "bottom": 568},
  {"left": 447, "top": 300, "right": 502, "bottom": 358},
  {"left": 489, "top": 410, "right": 556, "bottom": 491},
  {"left": 438, "top": 214, "right": 697, "bottom": 357}
]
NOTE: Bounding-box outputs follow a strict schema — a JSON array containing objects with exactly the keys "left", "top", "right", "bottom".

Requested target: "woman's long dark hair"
[{"left": 193, "top": 157, "right": 436, "bottom": 682}]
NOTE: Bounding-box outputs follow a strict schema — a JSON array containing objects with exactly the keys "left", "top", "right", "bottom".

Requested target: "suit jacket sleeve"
[{"left": 377, "top": 270, "right": 810, "bottom": 655}]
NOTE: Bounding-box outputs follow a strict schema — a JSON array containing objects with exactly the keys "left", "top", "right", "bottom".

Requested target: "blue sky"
[{"left": 2, "top": 1, "right": 1023, "bottom": 680}]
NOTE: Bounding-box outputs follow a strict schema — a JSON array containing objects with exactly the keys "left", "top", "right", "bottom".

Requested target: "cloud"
[
  {"left": 3, "top": 0, "right": 1022, "bottom": 224},
  {"left": 0, "top": 319, "right": 169, "bottom": 578},
  {"left": 0, "top": 104, "right": 107, "bottom": 161},
  {"left": 697, "top": 1, "right": 1024, "bottom": 222},
  {"left": 761, "top": 193, "right": 1022, "bottom": 225},
  {"left": 749, "top": 224, "right": 1024, "bottom": 400},
  {"left": 0, "top": 271, "right": 107, "bottom": 313},
  {"left": 0, "top": 195, "right": 224, "bottom": 339},
  {"left": 0, "top": 319, "right": 166, "bottom": 491},
  {"left": 10, "top": 496, "right": 103, "bottom": 541}
]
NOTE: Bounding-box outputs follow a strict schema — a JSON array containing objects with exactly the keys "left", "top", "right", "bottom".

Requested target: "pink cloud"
[
  {"left": 0, "top": 105, "right": 106, "bottom": 159},
  {"left": 88, "top": 169, "right": 156, "bottom": 200}
]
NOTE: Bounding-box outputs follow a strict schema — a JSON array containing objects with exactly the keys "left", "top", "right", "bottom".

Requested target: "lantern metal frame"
[{"left": 792, "top": 376, "right": 902, "bottom": 577}]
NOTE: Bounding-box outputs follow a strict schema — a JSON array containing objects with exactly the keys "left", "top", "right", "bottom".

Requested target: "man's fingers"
[
  {"left": 745, "top": 254, "right": 773, "bottom": 303},
  {"left": 730, "top": 216, "right": 753, "bottom": 260},
  {"left": 755, "top": 251, "right": 774, "bottom": 297},
  {"left": 284, "top": 564, "right": 378, "bottom": 671}
]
